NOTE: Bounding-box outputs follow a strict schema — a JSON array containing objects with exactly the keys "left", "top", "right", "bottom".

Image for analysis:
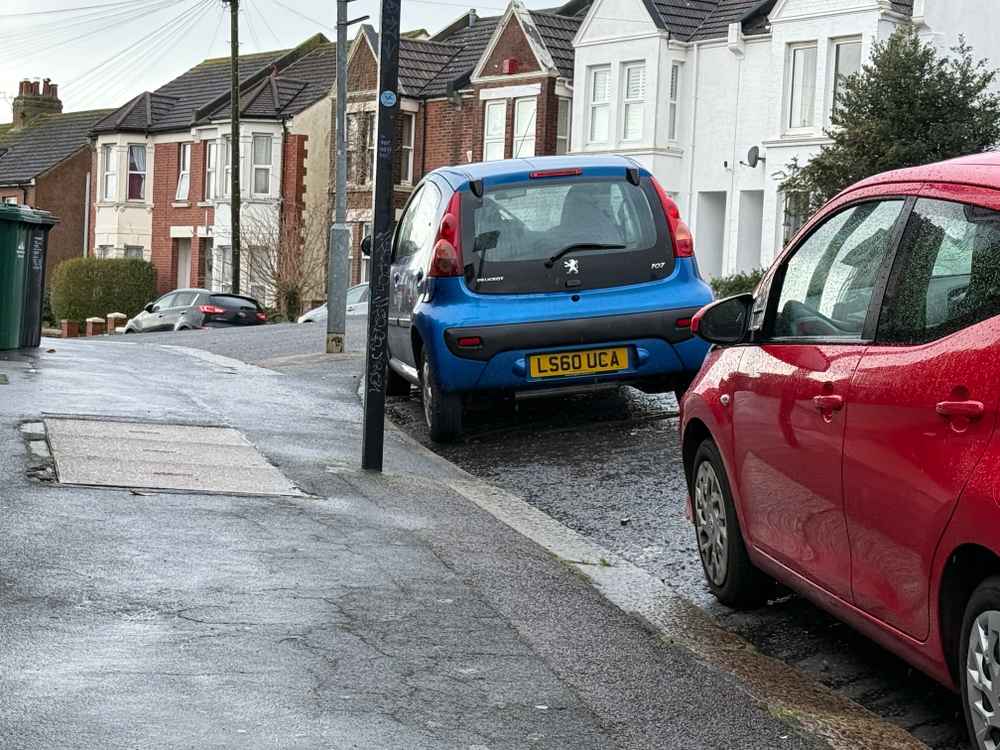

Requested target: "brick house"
[
  {"left": 333, "top": 0, "right": 588, "bottom": 284},
  {"left": 0, "top": 80, "right": 112, "bottom": 279},
  {"left": 88, "top": 35, "right": 336, "bottom": 301}
]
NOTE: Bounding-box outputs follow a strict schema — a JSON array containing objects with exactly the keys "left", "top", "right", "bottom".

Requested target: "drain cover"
[{"left": 45, "top": 418, "right": 302, "bottom": 496}]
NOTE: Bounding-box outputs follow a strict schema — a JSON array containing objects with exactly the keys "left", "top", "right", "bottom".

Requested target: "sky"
[{"left": 0, "top": 0, "right": 517, "bottom": 119}]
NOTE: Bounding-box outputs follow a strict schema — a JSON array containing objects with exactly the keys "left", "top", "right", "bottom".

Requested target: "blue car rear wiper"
[{"left": 544, "top": 243, "right": 626, "bottom": 268}]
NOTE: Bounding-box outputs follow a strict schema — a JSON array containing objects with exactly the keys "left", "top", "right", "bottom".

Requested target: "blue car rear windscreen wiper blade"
[{"left": 544, "top": 243, "right": 626, "bottom": 268}]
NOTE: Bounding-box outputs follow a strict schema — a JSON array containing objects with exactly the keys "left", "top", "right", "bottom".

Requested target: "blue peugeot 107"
[{"left": 384, "top": 154, "right": 713, "bottom": 441}]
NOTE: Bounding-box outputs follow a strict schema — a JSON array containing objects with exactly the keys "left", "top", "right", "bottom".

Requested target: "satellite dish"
[{"left": 745, "top": 146, "right": 765, "bottom": 169}]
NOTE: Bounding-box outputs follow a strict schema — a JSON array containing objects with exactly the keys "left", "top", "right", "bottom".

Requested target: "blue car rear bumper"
[{"left": 411, "top": 258, "right": 713, "bottom": 395}]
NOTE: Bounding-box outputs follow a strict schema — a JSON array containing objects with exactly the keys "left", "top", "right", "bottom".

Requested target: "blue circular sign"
[{"left": 380, "top": 90, "right": 397, "bottom": 107}]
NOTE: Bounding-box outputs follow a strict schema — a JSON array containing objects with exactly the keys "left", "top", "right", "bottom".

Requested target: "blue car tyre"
[{"left": 421, "top": 350, "right": 463, "bottom": 442}]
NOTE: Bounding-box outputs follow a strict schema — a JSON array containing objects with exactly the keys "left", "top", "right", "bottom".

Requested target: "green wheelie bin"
[{"left": 0, "top": 204, "right": 57, "bottom": 351}]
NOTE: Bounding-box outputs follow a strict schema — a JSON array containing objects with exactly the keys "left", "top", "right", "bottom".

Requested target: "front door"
[
  {"left": 845, "top": 192, "right": 1000, "bottom": 639},
  {"left": 176, "top": 238, "right": 192, "bottom": 289},
  {"left": 389, "top": 181, "right": 441, "bottom": 368},
  {"left": 732, "top": 199, "right": 906, "bottom": 599}
]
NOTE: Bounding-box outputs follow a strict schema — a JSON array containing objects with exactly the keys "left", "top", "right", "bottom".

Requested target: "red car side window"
[{"left": 878, "top": 198, "right": 1000, "bottom": 345}]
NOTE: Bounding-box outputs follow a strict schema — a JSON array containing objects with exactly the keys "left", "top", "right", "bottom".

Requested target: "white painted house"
[{"left": 571, "top": 0, "right": 1000, "bottom": 278}]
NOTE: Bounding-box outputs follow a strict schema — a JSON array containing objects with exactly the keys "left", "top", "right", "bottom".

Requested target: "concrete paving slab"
[{"left": 45, "top": 418, "right": 302, "bottom": 496}]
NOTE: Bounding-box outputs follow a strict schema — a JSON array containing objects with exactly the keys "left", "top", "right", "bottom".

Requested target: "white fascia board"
[
  {"left": 479, "top": 83, "right": 543, "bottom": 100},
  {"left": 169, "top": 226, "right": 194, "bottom": 238}
]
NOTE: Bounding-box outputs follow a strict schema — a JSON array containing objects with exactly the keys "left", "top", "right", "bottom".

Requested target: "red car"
[{"left": 681, "top": 153, "right": 1000, "bottom": 749}]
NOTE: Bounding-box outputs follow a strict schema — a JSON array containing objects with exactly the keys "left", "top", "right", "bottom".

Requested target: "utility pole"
[
  {"left": 360, "top": 0, "right": 400, "bottom": 471},
  {"left": 327, "top": 0, "right": 367, "bottom": 353},
  {"left": 224, "top": 0, "right": 242, "bottom": 294}
]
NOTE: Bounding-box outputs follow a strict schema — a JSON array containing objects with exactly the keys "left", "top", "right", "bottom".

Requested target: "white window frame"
[
  {"left": 101, "top": 144, "right": 117, "bottom": 201},
  {"left": 828, "top": 36, "right": 862, "bottom": 119},
  {"left": 399, "top": 112, "right": 415, "bottom": 185},
  {"left": 512, "top": 96, "right": 537, "bottom": 158},
  {"left": 175, "top": 142, "right": 191, "bottom": 201},
  {"left": 222, "top": 137, "right": 232, "bottom": 197},
  {"left": 556, "top": 97, "right": 571, "bottom": 155},
  {"left": 588, "top": 65, "right": 611, "bottom": 144},
  {"left": 483, "top": 100, "right": 506, "bottom": 161},
  {"left": 621, "top": 61, "right": 646, "bottom": 142},
  {"left": 126, "top": 144, "right": 146, "bottom": 202},
  {"left": 786, "top": 42, "right": 818, "bottom": 132},
  {"left": 668, "top": 62, "right": 682, "bottom": 141},
  {"left": 205, "top": 141, "right": 218, "bottom": 200},
  {"left": 251, "top": 134, "right": 272, "bottom": 197}
]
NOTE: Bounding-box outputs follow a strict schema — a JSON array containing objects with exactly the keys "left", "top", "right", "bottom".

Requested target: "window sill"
[
  {"left": 197, "top": 201, "right": 214, "bottom": 207},
  {"left": 172, "top": 201, "right": 190, "bottom": 208}
]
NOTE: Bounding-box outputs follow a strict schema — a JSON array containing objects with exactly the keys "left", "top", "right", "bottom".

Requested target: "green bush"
[
  {"left": 709, "top": 268, "right": 765, "bottom": 299},
  {"left": 41, "top": 288, "right": 54, "bottom": 326},
  {"left": 50, "top": 257, "right": 157, "bottom": 323}
]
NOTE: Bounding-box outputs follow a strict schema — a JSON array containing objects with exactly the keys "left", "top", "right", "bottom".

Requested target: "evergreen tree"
[{"left": 780, "top": 29, "right": 1000, "bottom": 210}]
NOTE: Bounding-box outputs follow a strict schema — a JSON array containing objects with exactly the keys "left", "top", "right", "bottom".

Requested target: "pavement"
[
  {"left": 115, "top": 322, "right": 966, "bottom": 748},
  {"left": 0, "top": 325, "right": 930, "bottom": 749}
]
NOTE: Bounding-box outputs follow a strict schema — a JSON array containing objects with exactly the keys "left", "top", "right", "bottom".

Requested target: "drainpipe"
[
  {"left": 727, "top": 53, "right": 745, "bottom": 275},
  {"left": 684, "top": 42, "right": 700, "bottom": 222},
  {"left": 83, "top": 171, "right": 91, "bottom": 255}
]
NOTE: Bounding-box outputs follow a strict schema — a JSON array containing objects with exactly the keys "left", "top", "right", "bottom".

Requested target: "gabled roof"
[
  {"left": 0, "top": 109, "right": 113, "bottom": 185},
  {"left": 93, "top": 34, "right": 332, "bottom": 134},
  {"left": 202, "top": 41, "right": 337, "bottom": 121}
]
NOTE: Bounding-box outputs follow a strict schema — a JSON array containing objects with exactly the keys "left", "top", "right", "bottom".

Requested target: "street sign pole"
[
  {"left": 224, "top": 0, "right": 241, "bottom": 294},
  {"left": 360, "top": 0, "right": 400, "bottom": 471}
]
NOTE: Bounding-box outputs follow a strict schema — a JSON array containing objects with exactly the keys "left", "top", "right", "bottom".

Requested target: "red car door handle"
[
  {"left": 813, "top": 394, "right": 844, "bottom": 412},
  {"left": 936, "top": 400, "right": 985, "bottom": 418}
]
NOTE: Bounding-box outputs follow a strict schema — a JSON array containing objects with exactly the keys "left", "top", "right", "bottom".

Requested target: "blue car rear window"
[
  {"left": 464, "top": 176, "right": 673, "bottom": 294},
  {"left": 473, "top": 180, "right": 657, "bottom": 262}
]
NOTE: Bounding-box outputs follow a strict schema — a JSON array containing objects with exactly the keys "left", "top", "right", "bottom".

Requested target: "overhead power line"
[
  {"left": 64, "top": 0, "right": 214, "bottom": 101},
  {"left": 0, "top": 0, "right": 162, "bottom": 19},
  {"left": 263, "top": 0, "right": 336, "bottom": 34}
]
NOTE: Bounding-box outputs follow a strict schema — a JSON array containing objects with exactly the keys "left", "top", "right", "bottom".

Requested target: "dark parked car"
[
  {"left": 681, "top": 152, "right": 1000, "bottom": 750},
  {"left": 124, "top": 288, "right": 267, "bottom": 333}
]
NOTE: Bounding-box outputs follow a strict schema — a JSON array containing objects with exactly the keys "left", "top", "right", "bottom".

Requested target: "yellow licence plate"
[{"left": 529, "top": 347, "right": 630, "bottom": 379}]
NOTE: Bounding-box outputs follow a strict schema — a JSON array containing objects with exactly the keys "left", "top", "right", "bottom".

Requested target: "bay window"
[
  {"left": 252, "top": 134, "right": 272, "bottom": 196},
  {"left": 621, "top": 62, "right": 645, "bottom": 141},
  {"left": 788, "top": 44, "right": 818, "bottom": 130},
  {"left": 588, "top": 65, "right": 610, "bottom": 143},
  {"left": 101, "top": 144, "right": 117, "bottom": 200},
  {"left": 668, "top": 62, "right": 681, "bottom": 141},
  {"left": 205, "top": 141, "right": 218, "bottom": 200},
  {"left": 831, "top": 38, "right": 862, "bottom": 115},
  {"left": 127, "top": 144, "right": 146, "bottom": 201}
]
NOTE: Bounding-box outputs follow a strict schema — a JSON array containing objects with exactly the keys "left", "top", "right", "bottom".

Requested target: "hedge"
[
  {"left": 709, "top": 268, "right": 765, "bottom": 299},
  {"left": 50, "top": 257, "right": 157, "bottom": 323}
]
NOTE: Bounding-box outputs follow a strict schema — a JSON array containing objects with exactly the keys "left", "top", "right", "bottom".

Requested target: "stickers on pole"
[{"left": 379, "top": 90, "right": 397, "bottom": 107}]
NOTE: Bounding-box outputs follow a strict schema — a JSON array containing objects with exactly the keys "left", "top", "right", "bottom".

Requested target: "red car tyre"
[{"left": 691, "top": 438, "right": 772, "bottom": 609}]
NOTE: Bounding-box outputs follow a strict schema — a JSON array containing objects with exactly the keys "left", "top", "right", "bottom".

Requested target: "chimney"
[
  {"left": 468, "top": 9, "right": 478, "bottom": 26},
  {"left": 12, "top": 77, "right": 63, "bottom": 130}
]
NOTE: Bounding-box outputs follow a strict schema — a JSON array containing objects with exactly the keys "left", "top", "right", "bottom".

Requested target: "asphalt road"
[{"left": 113, "top": 321, "right": 970, "bottom": 749}]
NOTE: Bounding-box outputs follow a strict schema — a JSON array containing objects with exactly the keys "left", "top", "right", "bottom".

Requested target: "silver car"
[{"left": 298, "top": 283, "right": 369, "bottom": 323}]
